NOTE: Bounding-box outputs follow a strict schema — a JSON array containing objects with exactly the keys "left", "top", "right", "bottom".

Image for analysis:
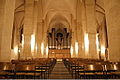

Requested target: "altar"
[{"left": 48, "top": 49, "right": 71, "bottom": 59}]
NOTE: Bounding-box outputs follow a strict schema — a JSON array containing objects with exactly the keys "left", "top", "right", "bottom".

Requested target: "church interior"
[{"left": 0, "top": 0, "right": 120, "bottom": 79}]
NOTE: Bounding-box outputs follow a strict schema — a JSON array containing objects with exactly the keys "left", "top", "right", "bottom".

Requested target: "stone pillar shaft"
[
  {"left": 0, "top": 0, "right": 15, "bottom": 62},
  {"left": 23, "top": 0, "right": 34, "bottom": 59},
  {"left": 85, "top": 0, "right": 98, "bottom": 59},
  {"left": 36, "top": 21, "right": 43, "bottom": 58}
]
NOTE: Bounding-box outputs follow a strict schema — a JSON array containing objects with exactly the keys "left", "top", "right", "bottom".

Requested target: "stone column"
[
  {"left": 66, "top": 36, "right": 68, "bottom": 48},
  {"left": 43, "top": 32, "right": 48, "bottom": 58},
  {"left": 69, "top": 32, "right": 72, "bottom": 48},
  {"left": 77, "top": 22, "right": 83, "bottom": 58},
  {"left": 62, "top": 36, "right": 63, "bottom": 49},
  {"left": 81, "top": 0, "right": 87, "bottom": 58},
  {"left": 36, "top": 20, "right": 43, "bottom": 58},
  {"left": 68, "top": 35, "right": 70, "bottom": 48},
  {"left": 63, "top": 34, "right": 65, "bottom": 48},
  {"left": 76, "top": 0, "right": 83, "bottom": 58},
  {"left": 51, "top": 31, "right": 53, "bottom": 48},
  {"left": 0, "top": 0, "right": 15, "bottom": 62},
  {"left": 105, "top": 0, "right": 120, "bottom": 61},
  {"left": 0, "top": 0, "right": 4, "bottom": 54},
  {"left": 36, "top": 0, "right": 44, "bottom": 58},
  {"left": 50, "top": 36, "right": 52, "bottom": 48},
  {"left": 85, "top": 0, "right": 98, "bottom": 59},
  {"left": 88, "top": 33, "right": 97, "bottom": 58},
  {"left": 52, "top": 28, "right": 55, "bottom": 48},
  {"left": 23, "top": 0, "right": 34, "bottom": 59},
  {"left": 71, "top": 32, "right": 75, "bottom": 58},
  {"left": 54, "top": 34, "right": 56, "bottom": 49},
  {"left": 48, "top": 35, "right": 50, "bottom": 48},
  {"left": 64, "top": 34, "right": 67, "bottom": 48},
  {"left": 33, "top": 1, "right": 38, "bottom": 58},
  {"left": 56, "top": 39, "right": 58, "bottom": 49},
  {"left": 53, "top": 29, "right": 55, "bottom": 48}
]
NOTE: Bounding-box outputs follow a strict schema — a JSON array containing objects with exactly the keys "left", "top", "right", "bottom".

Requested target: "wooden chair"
[
  {"left": 0, "top": 62, "right": 15, "bottom": 79},
  {"left": 14, "top": 64, "right": 41, "bottom": 79},
  {"left": 104, "top": 63, "right": 120, "bottom": 79},
  {"left": 77, "top": 64, "right": 104, "bottom": 79}
]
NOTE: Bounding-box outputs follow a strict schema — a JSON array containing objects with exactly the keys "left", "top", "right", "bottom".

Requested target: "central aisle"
[{"left": 49, "top": 60, "right": 72, "bottom": 79}]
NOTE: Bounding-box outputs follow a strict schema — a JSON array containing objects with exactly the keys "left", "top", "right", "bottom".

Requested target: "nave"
[
  {"left": 0, "top": 58, "right": 120, "bottom": 79},
  {"left": 0, "top": 0, "right": 120, "bottom": 79}
]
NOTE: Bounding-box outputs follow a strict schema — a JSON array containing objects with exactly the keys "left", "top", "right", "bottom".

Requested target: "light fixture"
[
  {"left": 31, "top": 34, "right": 35, "bottom": 56},
  {"left": 22, "top": 34, "right": 24, "bottom": 48},
  {"left": 89, "top": 65, "right": 94, "bottom": 70},
  {"left": 14, "top": 46, "right": 18, "bottom": 55},
  {"left": 52, "top": 52, "right": 55, "bottom": 53},
  {"left": 46, "top": 45, "right": 49, "bottom": 57},
  {"left": 41, "top": 42, "right": 44, "bottom": 56},
  {"left": 75, "top": 41, "right": 79, "bottom": 56},
  {"left": 96, "top": 33, "right": 100, "bottom": 54},
  {"left": 84, "top": 33, "right": 89, "bottom": 55},
  {"left": 101, "top": 45, "right": 105, "bottom": 56},
  {"left": 70, "top": 45, "right": 74, "bottom": 57}
]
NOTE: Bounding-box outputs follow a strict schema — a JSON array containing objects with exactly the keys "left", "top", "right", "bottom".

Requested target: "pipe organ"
[
  {"left": 47, "top": 28, "right": 71, "bottom": 49},
  {"left": 47, "top": 28, "right": 71, "bottom": 58}
]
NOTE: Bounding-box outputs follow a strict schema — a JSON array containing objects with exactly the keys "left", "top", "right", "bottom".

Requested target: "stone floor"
[{"left": 49, "top": 61, "right": 72, "bottom": 79}]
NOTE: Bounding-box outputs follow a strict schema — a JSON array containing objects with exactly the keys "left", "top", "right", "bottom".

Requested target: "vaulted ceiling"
[
  {"left": 43, "top": 0, "right": 78, "bottom": 30},
  {"left": 14, "top": 0, "right": 105, "bottom": 31}
]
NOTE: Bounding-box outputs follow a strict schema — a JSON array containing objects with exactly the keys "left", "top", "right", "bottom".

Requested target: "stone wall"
[{"left": 105, "top": 0, "right": 120, "bottom": 61}]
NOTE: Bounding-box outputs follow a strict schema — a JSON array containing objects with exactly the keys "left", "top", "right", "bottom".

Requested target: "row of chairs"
[
  {"left": 0, "top": 58, "right": 56, "bottom": 79},
  {"left": 63, "top": 58, "right": 120, "bottom": 79}
]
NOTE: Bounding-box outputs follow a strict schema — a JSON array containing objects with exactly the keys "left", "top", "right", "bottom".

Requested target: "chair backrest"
[
  {"left": 15, "top": 64, "right": 35, "bottom": 71},
  {"left": 113, "top": 64, "right": 120, "bottom": 71},
  {"left": 107, "top": 63, "right": 120, "bottom": 71},
  {"left": 84, "top": 64, "right": 103, "bottom": 71},
  {"left": 0, "top": 62, "right": 15, "bottom": 71},
  {"left": 104, "top": 63, "right": 118, "bottom": 71}
]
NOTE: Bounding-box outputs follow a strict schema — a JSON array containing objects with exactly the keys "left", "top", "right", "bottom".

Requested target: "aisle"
[{"left": 49, "top": 61, "right": 72, "bottom": 79}]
